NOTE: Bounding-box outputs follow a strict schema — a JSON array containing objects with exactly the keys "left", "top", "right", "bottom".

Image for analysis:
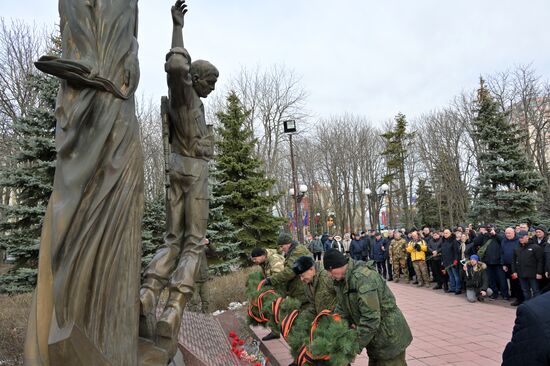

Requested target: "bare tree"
[
  {"left": 136, "top": 96, "right": 164, "bottom": 202},
  {"left": 229, "top": 64, "right": 308, "bottom": 183},
  {"left": 0, "top": 19, "right": 50, "bottom": 208}
]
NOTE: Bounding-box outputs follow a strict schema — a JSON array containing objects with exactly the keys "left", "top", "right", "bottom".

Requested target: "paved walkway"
[{"left": 252, "top": 281, "right": 517, "bottom": 365}]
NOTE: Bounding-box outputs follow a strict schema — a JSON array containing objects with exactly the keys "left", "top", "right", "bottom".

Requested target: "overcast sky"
[{"left": 3, "top": 0, "right": 550, "bottom": 125}]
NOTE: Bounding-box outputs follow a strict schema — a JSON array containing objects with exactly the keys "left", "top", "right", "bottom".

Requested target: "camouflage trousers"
[
  {"left": 187, "top": 281, "right": 209, "bottom": 313},
  {"left": 412, "top": 260, "right": 430, "bottom": 286},
  {"left": 368, "top": 351, "right": 406, "bottom": 366},
  {"left": 391, "top": 258, "right": 408, "bottom": 281}
]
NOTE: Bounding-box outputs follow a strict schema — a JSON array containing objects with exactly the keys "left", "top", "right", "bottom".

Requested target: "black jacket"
[
  {"left": 483, "top": 235, "right": 502, "bottom": 265},
  {"left": 427, "top": 237, "right": 442, "bottom": 258},
  {"left": 502, "top": 291, "right": 550, "bottom": 366},
  {"left": 512, "top": 243, "right": 544, "bottom": 279},
  {"left": 440, "top": 237, "right": 459, "bottom": 268},
  {"left": 461, "top": 262, "right": 489, "bottom": 291}
]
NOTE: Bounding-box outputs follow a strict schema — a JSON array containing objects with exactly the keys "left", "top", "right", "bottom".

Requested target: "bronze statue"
[
  {"left": 140, "top": 0, "right": 218, "bottom": 359},
  {"left": 24, "top": 0, "right": 142, "bottom": 365}
]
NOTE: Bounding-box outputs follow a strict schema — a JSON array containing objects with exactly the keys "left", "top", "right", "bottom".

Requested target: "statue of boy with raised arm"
[{"left": 139, "top": 0, "right": 219, "bottom": 358}]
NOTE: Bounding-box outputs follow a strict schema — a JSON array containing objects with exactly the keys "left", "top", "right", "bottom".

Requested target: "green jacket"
[
  {"left": 270, "top": 243, "right": 311, "bottom": 305},
  {"left": 260, "top": 248, "right": 285, "bottom": 278},
  {"left": 334, "top": 259, "right": 412, "bottom": 360},
  {"left": 303, "top": 263, "right": 337, "bottom": 317}
]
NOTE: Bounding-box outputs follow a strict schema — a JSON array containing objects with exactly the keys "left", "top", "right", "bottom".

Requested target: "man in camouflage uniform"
[
  {"left": 261, "top": 233, "right": 312, "bottom": 340},
  {"left": 250, "top": 247, "right": 285, "bottom": 279},
  {"left": 389, "top": 231, "right": 409, "bottom": 283},
  {"left": 292, "top": 255, "right": 336, "bottom": 317},
  {"left": 324, "top": 249, "right": 412, "bottom": 366},
  {"left": 187, "top": 238, "right": 217, "bottom": 313}
]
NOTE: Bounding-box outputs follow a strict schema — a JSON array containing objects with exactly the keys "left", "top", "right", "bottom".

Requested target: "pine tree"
[
  {"left": 470, "top": 78, "right": 544, "bottom": 226},
  {"left": 0, "top": 37, "right": 59, "bottom": 293},
  {"left": 214, "top": 92, "right": 283, "bottom": 265},
  {"left": 415, "top": 179, "right": 440, "bottom": 229},
  {"left": 206, "top": 163, "right": 241, "bottom": 275}
]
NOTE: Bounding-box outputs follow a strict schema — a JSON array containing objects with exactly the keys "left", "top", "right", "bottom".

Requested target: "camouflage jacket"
[
  {"left": 260, "top": 248, "right": 285, "bottom": 278},
  {"left": 270, "top": 244, "right": 311, "bottom": 305},
  {"left": 389, "top": 238, "right": 408, "bottom": 261},
  {"left": 303, "top": 263, "right": 337, "bottom": 317},
  {"left": 334, "top": 259, "right": 412, "bottom": 360}
]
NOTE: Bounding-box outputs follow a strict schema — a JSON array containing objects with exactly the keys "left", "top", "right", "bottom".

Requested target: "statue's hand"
[{"left": 171, "top": 0, "right": 187, "bottom": 27}]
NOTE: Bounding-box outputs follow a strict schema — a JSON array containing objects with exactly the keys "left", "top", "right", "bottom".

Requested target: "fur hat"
[
  {"left": 292, "top": 256, "right": 315, "bottom": 275},
  {"left": 323, "top": 249, "right": 348, "bottom": 270}
]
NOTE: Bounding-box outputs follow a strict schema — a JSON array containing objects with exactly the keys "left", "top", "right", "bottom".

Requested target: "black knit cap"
[
  {"left": 277, "top": 233, "right": 293, "bottom": 246},
  {"left": 250, "top": 247, "right": 267, "bottom": 258},
  {"left": 323, "top": 249, "right": 348, "bottom": 270},
  {"left": 292, "top": 256, "right": 315, "bottom": 275},
  {"left": 534, "top": 225, "right": 547, "bottom": 232}
]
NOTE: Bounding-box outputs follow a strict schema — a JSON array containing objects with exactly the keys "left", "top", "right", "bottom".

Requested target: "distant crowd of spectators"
[{"left": 307, "top": 223, "right": 550, "bottom": 305}]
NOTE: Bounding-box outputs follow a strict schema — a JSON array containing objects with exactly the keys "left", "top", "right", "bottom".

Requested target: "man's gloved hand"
[
  {"left": 262, "top": 277, "right": 272, "bottom": 287},
  {"left": 414, "top": 243, "right": 421, "bottom": 251}
]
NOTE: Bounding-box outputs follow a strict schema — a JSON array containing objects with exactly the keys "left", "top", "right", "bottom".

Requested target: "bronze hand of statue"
[{"left": 172, "top": 0, "right": 187, "bottom": 27}]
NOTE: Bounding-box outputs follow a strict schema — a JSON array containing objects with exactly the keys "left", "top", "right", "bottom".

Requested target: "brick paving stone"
[{"left": 252, "top": 281, "right": 516, "bottom": 365}]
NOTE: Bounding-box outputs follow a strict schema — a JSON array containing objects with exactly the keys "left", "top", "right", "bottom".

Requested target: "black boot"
[{"left": 262, "top": 331, "right": 280, "bottom": 341}]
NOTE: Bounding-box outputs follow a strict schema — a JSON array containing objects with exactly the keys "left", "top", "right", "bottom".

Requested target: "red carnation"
[
  {"left": 238, "top": 339, "right": 245, "bottom": 345},
  {"left": 228, "top": 331, "right": 237, "bottom": 338}
]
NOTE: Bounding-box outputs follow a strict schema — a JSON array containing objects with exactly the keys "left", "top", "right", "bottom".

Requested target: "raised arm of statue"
[
  {"left": 171, "top": 0, "right": 187, "bottom": 49},
  {"left": 166, "top": 0, "right": 192, "bottom": 107}
]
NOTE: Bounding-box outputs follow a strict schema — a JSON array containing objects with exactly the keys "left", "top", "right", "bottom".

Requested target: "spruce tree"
[
  {"left": 206, "top": 163, "right": 241, "bottom": 275},
  {"left": 470, "top": 78, "right": 544, "bottom": 226},
  {"left": 0, "top": 40, "right": 59, "bottom": 293},
  {"left": 415, "top": 179, "right": 439, "bottom": 229},
  {"left": 214, "top": 92, "right": 283, "bottom": 265}
]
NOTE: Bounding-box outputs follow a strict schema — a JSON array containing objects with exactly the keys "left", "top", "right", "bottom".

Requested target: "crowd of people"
[
  {"left": 306, "top": 224, "right": 550, "bottom": 305},
  {"left": 248, "top": 224, "right": 550, "bottom": 365}
]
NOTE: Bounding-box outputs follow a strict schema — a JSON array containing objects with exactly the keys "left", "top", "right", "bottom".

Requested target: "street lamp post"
[
  {"left": 284, "top": 120, "right": 300, "bottom": 241},
  {"left": 364, "top": 184, "right": 389, "bottom": 231},
  {"left": 289, "top": 184, "right": 308, "bottom": 243}
]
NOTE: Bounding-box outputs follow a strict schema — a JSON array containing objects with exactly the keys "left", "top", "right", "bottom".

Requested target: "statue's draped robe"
[{"left": 24, "top": 0, "right": 143, "bottom": 365}]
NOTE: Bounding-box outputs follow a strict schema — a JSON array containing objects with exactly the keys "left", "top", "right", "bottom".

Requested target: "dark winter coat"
[
  {"left": 309, "top": 239, "right": 323, "bottom": 253},
  {"left": 501, "top": 236, "right": 519, "bottom": 265},
  {"left": 461, "top": 261, "right": 489, "bottom": 291},
  {"left": 481, "top": 234, "right": 502, "bottom": 265},
  {"left": 546, "top": 245, "right": 550, "bottom": 275},
  {"left": 332, "top": 240, "right": 345, "bottom": 253},
  {"left": 512, "top": 243, "right": 544, "bottom": 279},
  {"left": 324, "top": 239, "right": 333, "bottom": 252},
  {"left": 334, "top": 259, "right": 413, "bottom": 360},
  {"left": 502, "top": 291, "right": 550, "bottom": 366},
  {"left": 350, "top": 239, "right": 364, "bottom": 260},
  {"left": 427, "top": 237, "right": 442, "bottom": 258},
  {"left": 440, "top": 237, "right": 459, "bottom": 268},
  {"left": 362, "top": 236, "right": 373, "bottom": 259},
  {"left": 371, "top": 238, "right": 387, "bottom": 262}
]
